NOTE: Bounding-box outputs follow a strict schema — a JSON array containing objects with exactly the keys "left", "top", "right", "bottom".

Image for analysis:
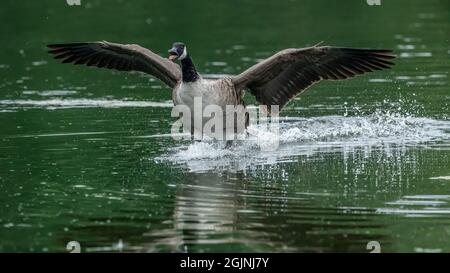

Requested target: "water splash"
[{"left": 156, "top": 110, "right": 450, "bottom": 172}]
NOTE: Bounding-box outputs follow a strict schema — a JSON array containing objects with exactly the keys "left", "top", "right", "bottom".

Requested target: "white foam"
[{"left": 176, "top": 142, "right": 234, "bottom": 160}]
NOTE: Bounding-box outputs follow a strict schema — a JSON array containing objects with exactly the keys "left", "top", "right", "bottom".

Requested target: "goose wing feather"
[
  {"left": 47, "top": 41, "right": 181, "bottom": 88},
  {"left": 232, "top": 45, "right": 395, "bottom": 109}
]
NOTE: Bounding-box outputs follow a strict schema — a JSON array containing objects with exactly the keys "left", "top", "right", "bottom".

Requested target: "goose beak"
[{"left": 168, "top": 48, "right": 178, "bottom": 61}]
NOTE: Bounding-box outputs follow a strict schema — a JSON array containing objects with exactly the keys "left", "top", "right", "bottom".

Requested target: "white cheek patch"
[{"left": 179, "top": 47, "right": 187, "bottom": 60}]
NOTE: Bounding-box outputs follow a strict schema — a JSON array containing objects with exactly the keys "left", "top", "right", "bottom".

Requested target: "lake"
[{"left": 0, "top": 0, "right": 449, "bottom": 252}]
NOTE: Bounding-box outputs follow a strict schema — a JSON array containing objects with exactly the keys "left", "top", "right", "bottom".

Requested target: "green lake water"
[{"left": 0, "top": 0, "right": 449, "bottom": 252}]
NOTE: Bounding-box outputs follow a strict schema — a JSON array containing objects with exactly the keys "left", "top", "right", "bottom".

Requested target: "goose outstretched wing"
[
  {"left": 232, "top": 45, "right": 395, "bottom": 109},
  {"left": 47, "top": 41, "right": 181, "bottom": 88}
]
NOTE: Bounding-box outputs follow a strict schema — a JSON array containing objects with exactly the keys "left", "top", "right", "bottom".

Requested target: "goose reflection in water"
[{"left": 143, "top": 171, "right": 390, "bottom": 252}]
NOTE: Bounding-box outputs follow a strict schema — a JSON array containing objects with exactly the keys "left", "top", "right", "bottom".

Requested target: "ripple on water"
[
  {"left": 429, "top": 176, "right": 450, "bottom": 181},
  {"left": 0, "top": 98, "right": 173, "bottom": 110},
  {"left": 22, "top": 90, "right": 78, "bottom": 96},
  {"left": 377, "top": 195, "right": 450, "bottom": 217},
  {"left": 399, "top": 52, "right": 432, "bottom": 58}
]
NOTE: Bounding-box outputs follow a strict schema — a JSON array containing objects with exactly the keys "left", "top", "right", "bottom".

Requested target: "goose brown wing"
[{"left": 47, "top": 41, "right": 181, "bottom": 88}]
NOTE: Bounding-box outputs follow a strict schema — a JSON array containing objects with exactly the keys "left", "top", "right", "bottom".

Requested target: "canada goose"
[{"left": 47, "top": 41, "right": 395, "bottom": 141}]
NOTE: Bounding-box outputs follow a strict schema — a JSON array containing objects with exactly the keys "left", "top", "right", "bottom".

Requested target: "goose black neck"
[{"left": 181, "top": 55, "right": 199, "bottom": 83}]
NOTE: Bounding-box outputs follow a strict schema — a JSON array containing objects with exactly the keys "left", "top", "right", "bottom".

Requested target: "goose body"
[
  {"left": 47, "top": 41, "right": 395, "bottom": 141},
  {"left": 174, "top": 77, "right": 238, "bottom": 109},
  {"left": 174, "top": 77, "right": 246, "bottom": 137}
]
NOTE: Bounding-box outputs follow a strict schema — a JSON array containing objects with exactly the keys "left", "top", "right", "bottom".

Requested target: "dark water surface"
[{"left": 0, "top": 0, "right": 449, "bottom": 252}]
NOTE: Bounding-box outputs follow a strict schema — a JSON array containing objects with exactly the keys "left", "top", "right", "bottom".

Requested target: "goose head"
[{"left": 168, "top": 42, "right": 187, "bottom": 61}]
